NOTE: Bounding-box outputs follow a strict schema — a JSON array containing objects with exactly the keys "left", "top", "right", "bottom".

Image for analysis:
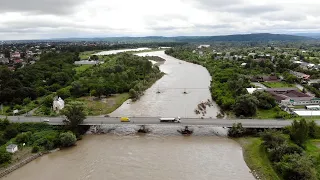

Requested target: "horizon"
[
  {"left": 1, "top": 0, "right": 320, "bottom": 40},
  {"left": 0, "top": 32, "right": 317, "bottom": 42}
]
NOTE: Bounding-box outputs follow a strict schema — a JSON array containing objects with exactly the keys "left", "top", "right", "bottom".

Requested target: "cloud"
[
  {"left": 0, "top": 0, "right": 88, "bottom": 15},
  {"left": 0, "top": 0, "right": 320, "bottom": 40}
]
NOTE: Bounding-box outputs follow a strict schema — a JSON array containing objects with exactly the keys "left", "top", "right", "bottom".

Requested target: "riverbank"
[{"left": 236, "top": 138, "right": 281, "bottom": 180}]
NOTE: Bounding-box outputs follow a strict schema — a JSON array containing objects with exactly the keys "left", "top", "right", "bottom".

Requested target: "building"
[
  {"left": 290, "top": 70, "right": 310, "bottom": 80},
  {"left": 264, "top": 88, "right": 320, "bottom": 106},
  {"left": 11, "top": 52, "right": 21, "bottom": 59},
  {"left": 251, "top": 74, "right": 279, "bottom": 82},
  {"left": 53, "top": 97, "right": 65, "bottom": 112},
  {"left": 6, "top": 144, "right": 18, "bottom": 153},
  {"left": 198, "top": 45, "right": 210, "bottom": 48}
]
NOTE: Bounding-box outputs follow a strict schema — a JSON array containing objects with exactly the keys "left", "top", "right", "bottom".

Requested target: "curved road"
[{"left": 2, "top": 116, "right": 315, "bottom": 128}]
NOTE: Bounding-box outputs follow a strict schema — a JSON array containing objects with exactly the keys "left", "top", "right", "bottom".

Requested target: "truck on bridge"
[{"left": 159, "top": 117, "right": 181, "bottom": 123}]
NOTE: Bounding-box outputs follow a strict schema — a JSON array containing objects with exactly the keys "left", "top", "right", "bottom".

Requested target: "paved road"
[{"left": 2, "top": 115, "right": 315, "bottom": 128}]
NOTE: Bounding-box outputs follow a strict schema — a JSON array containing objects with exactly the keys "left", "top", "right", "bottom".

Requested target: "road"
[{"left": 2, "top": 116, "right": 316, "bottom": 128}]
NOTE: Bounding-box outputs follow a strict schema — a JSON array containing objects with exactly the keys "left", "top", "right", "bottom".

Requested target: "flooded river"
[
  {"left": 110, "top": 51, "right": 220, "bottom": 118},
  {"left": 3, "top": 126, "right": 254, "bottom": 180},
  {"left": 2, "top": 50, "right": 255, "bottom": 180}
]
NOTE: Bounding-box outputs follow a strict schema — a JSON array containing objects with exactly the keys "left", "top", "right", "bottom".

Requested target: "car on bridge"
[
  {"left": 120, "top": 117, "right": 130, "bottom": 122},
  {"left": 159, "top": 117, "right": 181, "bottom": 123},
  {"left": 42, "top": 119, "right": 50, "bottom": 122}
]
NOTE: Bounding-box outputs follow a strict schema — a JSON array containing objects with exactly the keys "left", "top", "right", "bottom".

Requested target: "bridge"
[{"left": 3, "top": 116, "right": 314, "bottom": 128}]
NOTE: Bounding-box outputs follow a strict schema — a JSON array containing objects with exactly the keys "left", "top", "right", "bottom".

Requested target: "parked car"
[{"left": 43, "top": 119, "right": 50, "bottom": 122}]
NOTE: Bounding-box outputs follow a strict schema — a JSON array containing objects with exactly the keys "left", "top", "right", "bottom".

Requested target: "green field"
[
  {"left": 78, "top": 93, "right": 130, "bottom": 116},
  {"left": 74, "top": 65, "right": 93, "bottom": 75},
  {"left": 236, "top": 138, "right": 281, "bottom": 180},
  {"left": 262, "top": 82, "right": 295, "bottom": 88}
]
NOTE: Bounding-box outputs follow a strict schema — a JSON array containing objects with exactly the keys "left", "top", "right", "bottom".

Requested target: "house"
[
  {"left": 11, "top": 52, "right": 21, "bottom": 59},
  {"left": 290, "top": 70, "right": 310, "bottom": 80},
  {"left": 241, "top": 63, "right": 247, "bottom": 67},
  {"left": 0, "top": 53, "right": 4, "bottom": 58},
  {"left": 251, "top": 74, "right": 279, "bottom": 82},
  {"left": 6, "top": 144, "right": 18, "bottom": 153},
  {"left": 53, "top": 97, "right": 65, "bottom": 112},
  {"left": 264, "top": 88, "right": 319, "bottom": 106},
  {"left": 198, "top": 45, "right": 210, "bottom": 48},
  {"left": 14, "top": 59, "right": 23, "bottom": 64}
]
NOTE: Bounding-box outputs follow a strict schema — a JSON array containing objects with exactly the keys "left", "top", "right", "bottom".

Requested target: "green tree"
[
  {"left": 275, "top": 153, "right": 317, "bottom": 180},
  {"left": 252, "top": 91, "right": 276, "bottom": 110},
  {"left": 308, "top": 121, "right": 320, "bottom": 139},
  {"left": 233, "top": 94, "right": 259, "bottom": 117},
  {"left": 129, "top": 88, "right": 138, "bottom": 99},
  {"left": 0, "top": 148, "right": 11, "bottom": 164},
  {"left": 31, "top": 146, "right": 40, "bottom": 153},
  {"left": 59, "top": 132, "right": 77, "bottom": 147},
  {"left": 3, "top": 126, "right": 18, "bottom": 140},
  {"left": 290, "top": 119, "right": 309, "bottom": 146},
  {"left": 57, "top": 88, "right": 71, "bottom": 99},
  {"left": 0, "top": 118, "right": 10, "bottom": 131},
  {"left": 15, "top": 132, "right": 32, "bottom": 144},
  {"left": 228, "top": 123, "right": 246, "bottom": 137},
  {"left": 62, "top": 102, "right": 86, "bottom": 130}
]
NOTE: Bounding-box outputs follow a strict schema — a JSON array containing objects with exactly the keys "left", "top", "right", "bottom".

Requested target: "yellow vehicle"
[{"left": 120, "top": 117, "right": 130, "bottom": 122}]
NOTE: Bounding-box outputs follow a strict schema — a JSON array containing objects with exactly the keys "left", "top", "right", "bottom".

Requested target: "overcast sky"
[{"left": 0, "top": 0, "right": 320, "bottom": 40}]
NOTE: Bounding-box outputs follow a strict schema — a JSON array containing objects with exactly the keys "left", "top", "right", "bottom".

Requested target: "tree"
[
  {"left": 228, "top": 123, "right": 246, "bottom": 137},
  {"left": 129, "top": 88, "right": 138, "bottom": 99},
  {"left": 15, "top": 132, "right": 32, "bottom": 144},
  {"left": 59, "top": 132, "right": 77, "bottom": 147},
  {"left": 308, "top": 121, "right": 320, "bottom": 139},
  {"left": 275, "top": 153, "right": 317, "bottom": 180},
  {"left": 43, "top": 95, "right": 53, "bottom": 108},
  {"left": 0, "top": 148, "right": 11, "bottom": 164},
  {"left": 62, "top": 102, "right": 86, "bottom": 130},
  {"left": 57, "top": 88, "right": 71, "bottom": 99},
  {"left": 3, "top": 126, "right": 18, "bottom": 140},
  {"left": 261, "top": 130, "right": 287, "bottom": 149},
  {"left": 252, "top": 91, "right": 276, "bottom": 110},
  {"left": 233, "top": 94, "right": 259, "bottom": 117},
  {"left": 290, "top": 119, "right": 309, "bottom": 146}
]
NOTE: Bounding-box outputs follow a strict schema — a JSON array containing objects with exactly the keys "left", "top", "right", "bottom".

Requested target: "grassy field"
[
  {"left": 262, "top": 82, "right": 295, "bottom": 88},
  {"left": 78, "top": 93, "right": 130, "bottom": 116},
  {"left": 74, "top": 65, "right": 93, "bottom": 75},
  {"left": 255, "top": 109, "right": 279, "bottom": 119},
  {"left": 79, "top": 51, "right": 99, "bottom": 59},
  {"left": 236, "top": 138, "right": 281, "bottom": 180}
]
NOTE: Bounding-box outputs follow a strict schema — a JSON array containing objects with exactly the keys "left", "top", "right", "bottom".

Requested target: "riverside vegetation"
[
  {"left": 0, "top": 51, "right": 163, "bottom": 116},
  {"left": 229, "top": 120, "right": 320, "bottom": 180},
  {"left": 0, "top": 102, "right": 87, "bottom": 168}
]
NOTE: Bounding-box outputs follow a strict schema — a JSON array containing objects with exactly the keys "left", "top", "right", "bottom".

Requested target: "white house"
[
  {"left": 6, "top": 144, "right": 18, "bottom": 153},
  {"left": 53, "top": 97, "right": 65, "bottom": 112}
]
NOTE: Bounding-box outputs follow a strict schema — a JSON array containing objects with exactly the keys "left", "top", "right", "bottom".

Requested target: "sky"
[{"left": 0, "top": 0, "right": 320, "bottom": 40}]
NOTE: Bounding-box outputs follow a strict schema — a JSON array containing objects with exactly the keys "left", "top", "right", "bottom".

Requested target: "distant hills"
[
  {"left": 61, "top": 33, "right": 313, "bottom": 43},
  {"left": 5, "top": 33, "right": 314, "bottom": 43}
]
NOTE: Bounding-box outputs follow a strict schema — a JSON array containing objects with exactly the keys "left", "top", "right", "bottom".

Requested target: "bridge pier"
[
  {"left": 137, "top": 125, "right": 150, "bottom": 133},
  {"left": 177, "top": 126, "right": 193, "bottom": 135}
]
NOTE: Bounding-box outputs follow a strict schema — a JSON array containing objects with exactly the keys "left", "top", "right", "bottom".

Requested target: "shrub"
[
  {"left": 59, "top": 132, "right": 77, "bottom": 147},
  {"left": 15, "top": 132, "right": 32, "bottom": 144},
  {"left": 228, "top": 123, "right": 246, "bottom": 137},
  {"left": 31, "top": 146, "right": 40, "bottom": 153},
  {"left": 0, "top": 148, "right": 12, "bottom": 165},
  {"left": 3, "top": 125, "right": 19, "bottom": 140}
]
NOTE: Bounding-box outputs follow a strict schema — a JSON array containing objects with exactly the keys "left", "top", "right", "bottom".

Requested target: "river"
[
  {"left": 110, "top": 51, "right": 220, "bottom": 118},
  {"left": 3, "top": 126, "right": 254, "bottom": 180},
  {"left": 2, "top": 50, "right": 255, "bottom": 180}
]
